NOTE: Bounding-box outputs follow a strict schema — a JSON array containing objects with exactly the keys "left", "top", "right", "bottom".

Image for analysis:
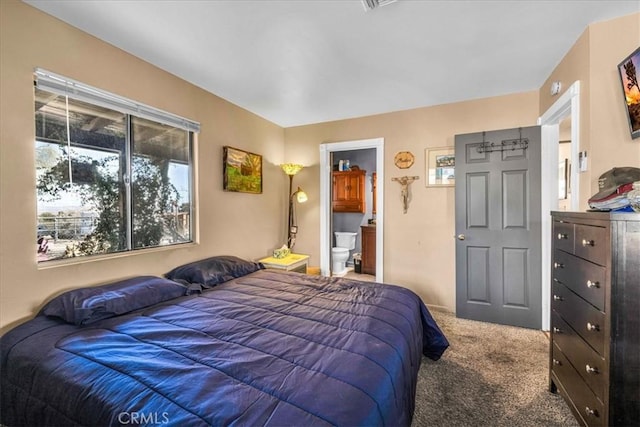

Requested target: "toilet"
[{"left": 332, "top": 232, "right": 357, "bottom": 275}]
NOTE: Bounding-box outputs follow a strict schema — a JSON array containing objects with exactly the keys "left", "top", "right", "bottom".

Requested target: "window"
[{"left": 34, "top": 70, "right": 198, "bottom": 263}]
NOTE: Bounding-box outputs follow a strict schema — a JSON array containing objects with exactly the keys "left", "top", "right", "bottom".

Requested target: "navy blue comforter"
[{"left": 1, "top": 270, "right": 448, "bottom": 426}]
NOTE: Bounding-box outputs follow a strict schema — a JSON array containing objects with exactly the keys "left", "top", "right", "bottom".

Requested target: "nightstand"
[{"left": 258, "top": 253, "right": 309, "bottom": 273}]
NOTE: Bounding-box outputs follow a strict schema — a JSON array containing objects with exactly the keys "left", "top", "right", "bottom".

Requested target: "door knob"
[{"left": 457, "top": 234, "right": 466, "bottom": 240}]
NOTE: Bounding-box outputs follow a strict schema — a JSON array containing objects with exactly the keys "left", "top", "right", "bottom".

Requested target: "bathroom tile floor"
[{"left": 342, "top": 268, "right": 376, "bottom": 282}]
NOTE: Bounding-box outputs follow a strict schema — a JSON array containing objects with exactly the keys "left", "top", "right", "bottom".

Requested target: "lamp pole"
[
  {"left": 287, "top": 174, "right": 294, "bottom": 249},
  {"left": 281, "top": 163, "right": 304, "bottom": 250}
]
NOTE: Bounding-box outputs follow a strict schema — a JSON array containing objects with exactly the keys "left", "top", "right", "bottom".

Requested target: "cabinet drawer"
[
  {"left": 552, "top": 343, "right": 605, "bottom": 427},
  {"left": 553, "top": 250, "right": 606, "bottom": 311},
  {"left": 574, "top": 224, "right": 608, "bottom": 266},
  {"left": 332, "top": 200, "right": 364, "bottom": 213},
  {"left": 552, "top": 281, "right": 605, "bottom": 356},
  {"left": 553, "top": 221, "right": 575, "bottom": 253},
  {"left": 552, "top": 312, "right": 607, "bottom": 400}
]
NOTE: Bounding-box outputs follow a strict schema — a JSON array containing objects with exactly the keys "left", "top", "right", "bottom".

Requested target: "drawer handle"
[
  {"left": 586, "top": 322, "right": 600, "bottom": 332},
  {"left": 557, "top": 233, "right": 568, "bottom": 240},
  {"left": 582, "top": 239, "right": 594, "bottom": 247},
  {"left": 553, "top": 295, "right": 563, "bottom": 302},
  {"left": 587, "top": 280, "right": 600, "bottom": 289},
  {"left": 552, "top": 358, "right": 562, "bottom": 366},
  {"left": 553, "top": 327, "right": 562, "bottom": 334},
  {"left": 585, "top": 406, "right": 599, "bottom": 418},
  {"left": 585, "top": 364, "right": 599, "bottom": 374},
  {"left": 553, "top": 262, "right": 564, "bottom": 269}
]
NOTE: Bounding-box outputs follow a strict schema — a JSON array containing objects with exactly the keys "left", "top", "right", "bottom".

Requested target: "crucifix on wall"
[{"left": 391, "top": 175, "right": 419, "bottom": 214}]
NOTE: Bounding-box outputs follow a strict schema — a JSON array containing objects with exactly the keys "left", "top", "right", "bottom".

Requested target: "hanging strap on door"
[{"left": 477, "top": 128, "right": 529, "bottom": 153}]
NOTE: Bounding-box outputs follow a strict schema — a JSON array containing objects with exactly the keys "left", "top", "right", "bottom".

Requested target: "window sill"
[{"left": 36, "top": 241, "right": 197, "bottom": 270}]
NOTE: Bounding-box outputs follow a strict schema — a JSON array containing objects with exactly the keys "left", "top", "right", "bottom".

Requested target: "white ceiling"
[{"left": 24, "top": 0, "right": 640, "bottom": 127}]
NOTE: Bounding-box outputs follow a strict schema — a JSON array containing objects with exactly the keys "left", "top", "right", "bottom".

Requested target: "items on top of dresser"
[{"left": 588, "top": 167, "right": 640, "bottom": 212}]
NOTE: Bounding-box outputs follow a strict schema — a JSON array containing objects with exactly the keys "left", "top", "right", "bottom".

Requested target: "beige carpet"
[{"left": 412, "top": 309, "right": 578, "bottom": 427}]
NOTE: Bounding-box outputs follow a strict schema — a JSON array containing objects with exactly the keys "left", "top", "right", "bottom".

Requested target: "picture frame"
[
  {"left": 223, "top": 146, "right": 262, "bottom": 194},
  {"left": 617, "top": 47, "right": 640, "bottom": 139},
  {"left": 559, "top": 158, "right": 568, "bottom": 200},
  {"left": 426, "top": 146, "right": 455, "bottom": 187}
]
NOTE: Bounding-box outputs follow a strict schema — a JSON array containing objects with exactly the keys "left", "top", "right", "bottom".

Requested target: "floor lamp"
[{"left": 281, "top": 164, "right": 307, "bottom": 250}]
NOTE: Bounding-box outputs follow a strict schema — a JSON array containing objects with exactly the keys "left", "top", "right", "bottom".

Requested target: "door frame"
[
  {"left": 319, "top": 138, "right": 384, "bottom": 281},
  {"left": 538, "top": 80, "right": 581, "bottom": 331}
]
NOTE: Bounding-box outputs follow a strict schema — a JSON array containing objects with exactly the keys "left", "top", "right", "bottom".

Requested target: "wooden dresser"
[
  {"left": 549, "top": 211, "right": 639, "bottom": 427},
  {"left": 360, "top": 225, "right": 376, "bottom": 275}
]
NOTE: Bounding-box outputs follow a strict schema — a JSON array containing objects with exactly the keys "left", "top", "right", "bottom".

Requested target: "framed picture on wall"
[
  {"left": 617, "top": 47, "right": 640, "bottom": 139},
  {"left": 223, "top": 146, "right": 263, "bottom": 194},
  {"left": 426, "top": 147, "right": 455, "bottom": 187},
  {"left": 559, "top": 158, "right": 568, "bottom": 200}
]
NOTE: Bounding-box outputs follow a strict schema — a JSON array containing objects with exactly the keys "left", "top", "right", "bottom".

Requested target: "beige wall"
[
  {"left": 540, "top": 13, "right": 640, "bottom": 208},
  {"left": 285, "top": 93, "right": 540, "bottom": 309},
  {"left": 589, "top": 13, "right": 640, "bottom": 192},
  {"left": 0, "top": 1, "right": 286, "bottom": 331},
  {"left": 539, "top": 28, "right": 592, "bottom": 209}
]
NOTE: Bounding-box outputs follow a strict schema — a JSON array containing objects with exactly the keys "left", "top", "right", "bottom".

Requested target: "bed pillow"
[
  {"left": 165, "top": 255, "right": 264, "bottom": 288},
  {"left": 39, "top": 276, "right": 188, "bottom": 326}
]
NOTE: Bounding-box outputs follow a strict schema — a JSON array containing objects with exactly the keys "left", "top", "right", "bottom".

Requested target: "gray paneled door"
[{"left": 455, "top": 126, "right": 542, "bottom": 329}]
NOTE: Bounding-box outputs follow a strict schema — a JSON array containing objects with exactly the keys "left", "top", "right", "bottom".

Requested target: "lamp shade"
[
  {"left": 295, "top": 188, "right": 308, "bottom": 203},
  {"left": 281, "top": 163, "right": 303, "bottom": 176}
]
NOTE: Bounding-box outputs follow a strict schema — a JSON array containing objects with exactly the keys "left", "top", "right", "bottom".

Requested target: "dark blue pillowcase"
[
  {"left": 165, "top": 255, "right": 264, "bottom": 288},
  {"left": 39, "top": 276, "right": 188, "bottom": 326}
]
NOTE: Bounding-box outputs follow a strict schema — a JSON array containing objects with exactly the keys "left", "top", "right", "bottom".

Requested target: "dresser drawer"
[
  {"left": 553, "top": 250, "right": 606, "bottom": 311},
  {"left": 574, "top": 224, "right": 609, "bottom": 266},
  {"left": 552, "top": 311, "right": 607, "bottom": 400},
  {"left": 553, "top": 221, "right": 575, "bottom": 253},
  {"left": 552, "top": 343, "right": 605, "bottom": 427},
  {"left": 552, "top": 281, "right": 605, "bottom": 356}
]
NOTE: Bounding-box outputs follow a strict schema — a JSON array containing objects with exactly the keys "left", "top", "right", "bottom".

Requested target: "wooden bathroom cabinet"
[
  {"left": 332, "top": 170, "right": 366, "bottom": 213},
  {"left": 361, "top": 225, "right": 376, "bottom": 275}
]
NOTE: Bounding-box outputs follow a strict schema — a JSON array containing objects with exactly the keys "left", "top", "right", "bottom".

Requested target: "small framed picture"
[
  {"left": 618, "top": 47, "right": 640, "bottom": 139},
  {"left": 223, "top": 146, "right": 263, "bottom": 194},
  {"left": 426, "top": 147, "right": 455, "bottom": 187},
  {"left": 559, "top": 158, "right": 568, "bottom": 200}
]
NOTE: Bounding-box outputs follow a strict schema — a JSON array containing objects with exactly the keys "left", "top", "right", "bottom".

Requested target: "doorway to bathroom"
[{"left": 319, "top": 138, "right": 384, "bottom": 282}]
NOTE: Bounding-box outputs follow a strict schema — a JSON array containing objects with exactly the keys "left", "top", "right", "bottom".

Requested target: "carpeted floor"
[{"left": 412, "top": 309, "right": 578, "bottom": 427}]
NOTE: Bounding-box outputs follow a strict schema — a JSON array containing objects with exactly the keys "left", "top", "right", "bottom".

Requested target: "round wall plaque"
[{"left": 394, "top": 151, "right": 415, "bottom": 169}]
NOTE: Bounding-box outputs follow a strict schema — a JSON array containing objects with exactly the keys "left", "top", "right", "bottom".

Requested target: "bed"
[{"left": 0, "top": 256, "right": 448, "bottom": 426}]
